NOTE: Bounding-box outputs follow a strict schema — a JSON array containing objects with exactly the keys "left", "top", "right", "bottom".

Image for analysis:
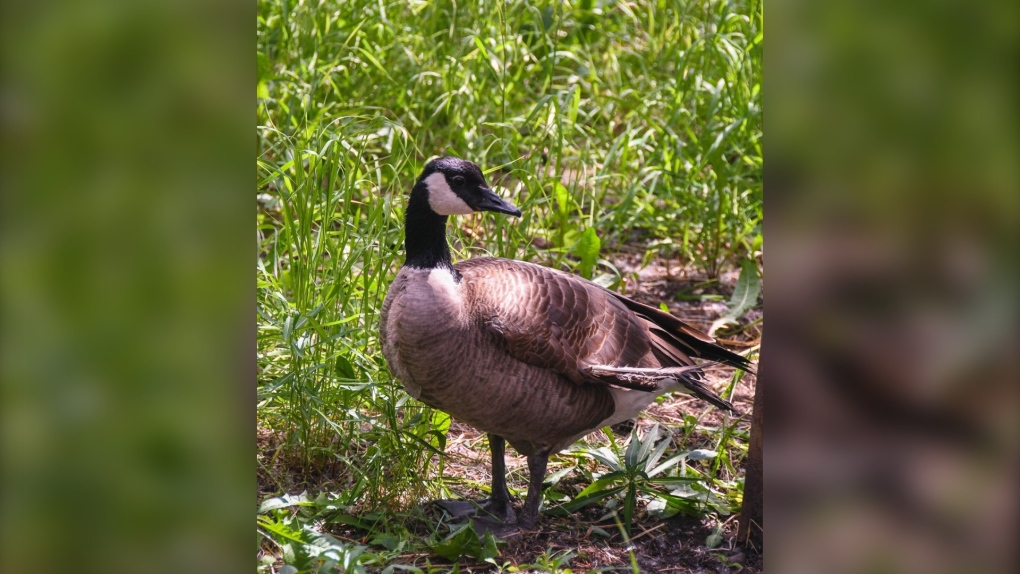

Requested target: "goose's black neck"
[{"left": 404, "top": 182, "right": 453, "bottom": 270}]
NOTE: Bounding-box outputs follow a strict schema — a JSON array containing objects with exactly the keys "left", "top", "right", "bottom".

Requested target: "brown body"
[{"left": 380, "top": 257, "right": 739, "bottom": 455}]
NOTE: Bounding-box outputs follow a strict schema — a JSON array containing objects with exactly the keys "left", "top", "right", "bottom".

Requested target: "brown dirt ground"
[{"left": 258, "top": 251, "right": 762, "bottom": 573}]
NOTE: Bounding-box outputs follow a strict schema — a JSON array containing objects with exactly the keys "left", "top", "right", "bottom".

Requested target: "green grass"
[{"left": 257, "top": 0, "right": 761, "bottom": 570}]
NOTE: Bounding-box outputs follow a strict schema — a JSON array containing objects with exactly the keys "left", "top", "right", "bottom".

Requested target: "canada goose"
[{"left": 380, "top": 157, "right": 754, "bottom": 533}]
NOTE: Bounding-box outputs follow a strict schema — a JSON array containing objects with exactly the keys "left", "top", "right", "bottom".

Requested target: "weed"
[{"left": 549, "top": 424, "right": 735, "bottom": 536}]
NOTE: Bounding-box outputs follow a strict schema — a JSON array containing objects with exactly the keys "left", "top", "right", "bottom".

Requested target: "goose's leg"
[
  {"left": 471, "top": 448, "right": 547, "bottom": 536},
  {"left": 435, "top": 434, "right": 515, "bottom": 523},
  {"left": 517, "top": 451, "right": 549, "bottom": 529},
  {"left": 485, "top": 434, "right": 515, "bottom": 522}
]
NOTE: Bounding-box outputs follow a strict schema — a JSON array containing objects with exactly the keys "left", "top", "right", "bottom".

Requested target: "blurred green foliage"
[
  {"left": 769, "top": 1, "right": 1019, "bottom": 573},
  {"left": 1, "top": 1, "right": 250, "bottom": 574}
]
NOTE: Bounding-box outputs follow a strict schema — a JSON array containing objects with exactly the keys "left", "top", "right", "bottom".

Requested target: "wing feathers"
[
  {"left": 455, "top": 258, "right": 753, "bottom": 412},
  {"left": 606, "top": 291, "right": 755, "bottom": 374}
]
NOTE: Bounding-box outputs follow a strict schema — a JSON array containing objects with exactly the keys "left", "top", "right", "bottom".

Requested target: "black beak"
[{"left": 476, "top": 187, "right": 522, "bottom": 217}]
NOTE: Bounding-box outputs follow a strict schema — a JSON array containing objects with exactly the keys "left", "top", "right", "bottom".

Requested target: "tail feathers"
[
  {"left": 581, "top": 364, "right": 737, "bottom": 413},
  {"left": 608, "top": 291, "right": 755, "bottom": 374},
  {"left": 679, "top": 375, "right": 738, "bottom": 413}
]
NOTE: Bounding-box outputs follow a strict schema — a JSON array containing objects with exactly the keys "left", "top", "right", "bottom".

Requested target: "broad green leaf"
[
  {"left": 634, "top": 424, "right": 660, "bottom": 470},
  {"left": 586, "top": 446, "right": 621, "bottom": 471},
  {"left": 370, "top": 533, "right": 404, "bottom": 551},
  {"left": 706, "top": 528, "right": 724, "bottom": 548},
  {"left": 545, "top": 463, "right": 576, "bottom": 485},
  {"left": 260, "top": 493, "right": 312, "bottom": 513},
  {"left": 710, "top": 258, "right": 761, "bottom": 335},
  {"left": 647, "top": 476, "right": 702, "bottom": 486},
  {"left": 644, "top": 430, "right": 673, "bottom": 473},
  {"left": 554, "top": 182, "right": 570, "bottom": 217},
  {"left": 431, "top": 523, "right": 493, "bottom": 561},
  {"left": 480, "top": 533, "right": 500, "bottom": 561},
  {"left": 258, "top": 517, "right": 310, "bottom": 545},
  {"left": 687, "top": 449, "right": 718, "bottom": 461},
  {"left": 624, "top": 427, "right": 642, "bottom": 469},
  {"left": 257, "top": 51, "right": 272, "bottom": 99},
  {"left": 649, "top": 448, "right": 717, "bottom": 476},
  {"left": 329, "top": 514, "right": 375, "bottom": 531},
  {"left": 334, "top": 354, "right": 356, "bottom": 379},
  {"left": 429, "top": 410, "right": 451, "bottom": 450},
  {"left": 623, "top": 482, "right": 637, "bottom": 534},
  {"left": 356, "top": 46, "right": 394, "bottom": 82},
  {"left": 575, "top": 227, "right": 601, "bottom": 279},
  {"left": 472, "top": 36, "right": 490, "bottom": 60},
  {"left": 546, "top": 485, "right": 626, "bottom": 515},
  {"left": 576, "top": 470, "right": 627, "bottom": 498},
  {"left": 568, "top": 84, "right": 581, "bottom": 125}
]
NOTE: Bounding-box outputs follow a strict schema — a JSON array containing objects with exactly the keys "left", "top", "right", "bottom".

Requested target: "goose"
[{"left": 380, "top": 156, "right": 754, "bottom": 533}]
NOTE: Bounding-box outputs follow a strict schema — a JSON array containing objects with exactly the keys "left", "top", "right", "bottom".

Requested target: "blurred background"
[
  {"left": 767, "top": 0, "right": 1019, "bottom": 572},
  {"left": 0, "top": 0, "right": 1016, "bottom": 573},
  {"left": 0, "top": 1, "right": 251, "bottom": 573}
]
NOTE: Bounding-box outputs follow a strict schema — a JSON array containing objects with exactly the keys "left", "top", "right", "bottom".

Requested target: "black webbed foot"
[
  {"left": 469, "top": 515, "right": 522, "bottom": 538},
  {"left": 434, "top": 497, "right": 516, "bottom": 524}
]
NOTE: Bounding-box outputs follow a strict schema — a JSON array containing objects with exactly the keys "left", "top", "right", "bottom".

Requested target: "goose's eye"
[{"left": 451, "top": 175, "right": 465, "bottom": 187}]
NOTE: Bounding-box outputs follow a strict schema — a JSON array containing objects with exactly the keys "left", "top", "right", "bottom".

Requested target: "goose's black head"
[
  {"left": 414, "top": 157, "right": 521, "bottom": 217},
  {"left": 403, "top": 157, "right": 520, "bottom": 270}
]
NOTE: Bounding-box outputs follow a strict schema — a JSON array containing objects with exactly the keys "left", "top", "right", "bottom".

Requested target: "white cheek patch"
[{"left": 424, "top": 172, "right": 474, "bottom": 215}]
